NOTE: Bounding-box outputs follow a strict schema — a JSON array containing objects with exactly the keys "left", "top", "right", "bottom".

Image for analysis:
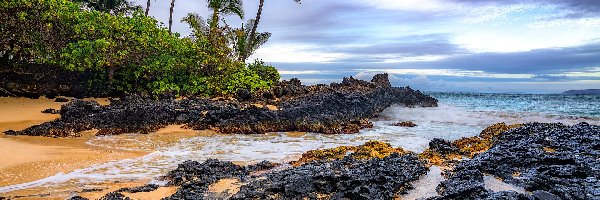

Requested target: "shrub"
[{"left": 0, "top": 0, "right": 279, "bottom": 97}]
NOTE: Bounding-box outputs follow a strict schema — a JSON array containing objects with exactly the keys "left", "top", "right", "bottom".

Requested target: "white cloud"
[
  {"left": 357, "top": 68, "right": 533, "bottom": 79},
  {"left": 358, "top": 0, "right": 461, "bottom": 12},
  {"left": 250, "top": 43, "right": 348, "bottom": 63}
]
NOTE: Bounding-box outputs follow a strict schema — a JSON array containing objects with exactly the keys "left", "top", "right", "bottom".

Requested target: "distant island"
[{"left": 563, "top": 89, "right": 600, "bottom": 94}]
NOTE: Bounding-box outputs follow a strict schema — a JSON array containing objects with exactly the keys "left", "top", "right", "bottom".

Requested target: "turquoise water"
[{"left": 429, "top": 92, "right": 600, "bottom": 118}]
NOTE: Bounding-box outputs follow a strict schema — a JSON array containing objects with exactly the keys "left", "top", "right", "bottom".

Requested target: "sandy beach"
[{"left": 0, "top": 97, "right": 146, "bottom": 197}]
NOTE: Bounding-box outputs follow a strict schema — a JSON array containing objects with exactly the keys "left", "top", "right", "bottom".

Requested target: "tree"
[
  {"left": 206, "top": 0, "right": 244, "bottom": 34},
  {"left": 169, "top": 0, "right": 176, "bottom": 33},
  {"left": 145, "top": 0, "right": 151, "bottom": 15},
  {"left": 241, "top": 0, "right": 301, "bottom": 62},
  {"left": 227, "top": 19, "right": 271, "bottom": 61}
]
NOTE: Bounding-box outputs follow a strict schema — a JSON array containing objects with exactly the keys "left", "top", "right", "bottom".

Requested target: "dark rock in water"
[
  {"left": 54, "top": 97, "right": 70, "bottom": 102},
  {"left": 7, "top": 74, "right": 438, "bottom": 137},
  {"left": 163, "top": 159, "right": 279, "bottom": 200},
  {"left": 428, "top": 138, "right": 461, "bottom": 156},
  {"left": 232, "top": 153, "right": 427, "bottom": 200},
  {"left": 99, "top": 192, "right": 130, "bottom": 200},
  {"left": 67, "top": 196, "right": 89, "bottom": 200},
  {"left": 428, "top": 122, "right": 600, "bottom": 200},
  {"left": 394, "top": 121, "right": 417, "bottom": 127},
  {"left": 115, "top": 184, "right": 160, "bottom": 193},
  {"left": 41, "top": 108, "right": 59, "bottom": 114},
  {"left": 159, "top": 142, "right": 427, "bottom": 200}
]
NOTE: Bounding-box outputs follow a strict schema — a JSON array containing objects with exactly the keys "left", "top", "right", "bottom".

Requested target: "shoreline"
[{"left": 0, "top": 97, "right": 147, "bottom": 192}]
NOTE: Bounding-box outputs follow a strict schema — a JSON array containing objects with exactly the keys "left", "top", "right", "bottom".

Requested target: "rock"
[
  {"left": 8, "top": 74, "right": 438, "bottom": 137},
  {"left": 235, "top": 89, "right": 252, "bottom": 101},
  {"left": 41, "top": 108, "right": 59, "bottom": 114},
  {"left": 163, "top": 159, "right": 279, "bottom": 200},
  {"left": 232, "top": 152, "right": 427, "bottom": 200},
  {"left": 428, "top": 122, "right": 600, "bottom": 200},
  {"left": 291, "top": 140, "right": 408, "bottom": 166},
  {"left": 394, "top": 121, "right": 417, "bottom": 127},
  {"left": 67, "top": 196, "right": 89, "bottom": 200},
  {"left": 115, "top": 184, "right": 160, "bottom": 193},
  {"left": 156, "top": 141, "right": 427, "bottom": 200},
  {"left": 371, "top": 73, "right": 392, "bottom": 88},
  {"left": 99, "top": 192, "right": 130, "bottom": 200},
  {"left": 54, "top": 97, "right": 69, "bottom": 102}
]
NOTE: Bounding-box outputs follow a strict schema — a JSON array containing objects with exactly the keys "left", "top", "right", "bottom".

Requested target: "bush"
[{"left": 0, "top": 0, "right": 279, "bottom": 98}]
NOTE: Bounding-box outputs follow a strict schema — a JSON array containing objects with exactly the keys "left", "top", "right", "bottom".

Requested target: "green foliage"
[
  {"left": 0, "top": 0, "right": 280, "bottom": 97},
  {"left": 248, "top": 59, "right": 280, "bottom": 86}
]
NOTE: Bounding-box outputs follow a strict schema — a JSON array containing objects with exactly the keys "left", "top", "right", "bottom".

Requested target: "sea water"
[{"left": 1, "top": 92, "right": 598, "bottom": 194}]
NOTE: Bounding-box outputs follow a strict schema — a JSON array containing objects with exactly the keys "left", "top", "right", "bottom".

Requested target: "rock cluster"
[
  {"left": 56, "top": 122, "right": 599, "bottom": 200},
  {"left": 159, "top": 141, "right": 427, "bottom": 200},
  {"left": 5, "top": 74, "right": 438, "bottom": 137},
  {"left": 231, "top": 153, "right": 427, "bottom": 200},
  {"left": 428, "top": 122, "right": 599, "bottom": 199}
]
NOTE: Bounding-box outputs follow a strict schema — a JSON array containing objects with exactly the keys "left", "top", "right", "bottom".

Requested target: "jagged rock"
[
  {"left": 5, "top": 74, "right": 438, "bottom": 137},
  {"left": 99, "top": 192, "right": 130, "bottom": 200},
  {"left": 54, "top": 97, "right": 70, "bottom": 102},
  {"left": 394, "top": 121, "right": 417, "bottom": 127},
  {"left": 163, "top": 159, "right": 279, "bottom": 200},
  {"left": 232, "top": 153, "right": 427, "bottom": 200},
  {"left": 428, "top": 122, "right": 600, "bottom": 200},
  {"left": 115, "top": 184, "right": 160, "bottom": 193},
  {"left": 41, "top": 108, "right": 59, "bottom": 114},
  {"left": 67, "top": 196, "right": 89, "bottom": 200}
]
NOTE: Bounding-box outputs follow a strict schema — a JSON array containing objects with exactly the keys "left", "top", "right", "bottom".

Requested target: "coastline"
[{"left": 0, "top": 97, "right": 147, "bottom": 190}]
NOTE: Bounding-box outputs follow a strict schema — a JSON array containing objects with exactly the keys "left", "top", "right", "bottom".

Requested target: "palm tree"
[
  {"left": 181, "top": 13, "right": 210, "bottom": 40},
  {"left": 145, "top": 0, "right": 151, "bottom": 15},
  {"left": 227, "top": 19, "right": 271, "bottom": 61},
  {"left": 206, "top": 0, "right": 244, "bottom": 30},
  {"left": 241, "top": 0, "right": 301, "bottom": 62},
  {"left": 169, "top": 0, "right": 176, "bottom": 33}
]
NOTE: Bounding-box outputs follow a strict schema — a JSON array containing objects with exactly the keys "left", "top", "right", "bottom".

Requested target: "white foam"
[{"left": 3, "top": 104, "right": 597, "bottom": 194}]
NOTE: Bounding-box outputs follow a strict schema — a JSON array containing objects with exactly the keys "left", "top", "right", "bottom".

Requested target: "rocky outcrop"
[
  {"left": 428, "top": 122, "right": 600, "bottom": 200},
  {"left": 160, "top": 141, "right": 428, "bottom": 200},
  {"left": 164, "top": 159, "right": 279, "bottom": 200},
  {"left": 231, "top": 153, "right": 427, "bottom": 200},
  {"left": 5, "top": 74, "right": 438, "bottom": 136}
]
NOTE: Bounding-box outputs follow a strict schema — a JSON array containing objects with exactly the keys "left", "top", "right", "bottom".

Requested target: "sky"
[{"left": 133, "top": 0, "right": 600, "bottom": 93}]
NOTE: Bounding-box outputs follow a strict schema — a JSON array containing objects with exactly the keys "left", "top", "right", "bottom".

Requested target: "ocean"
[{"left": 2, "top": 92, "right": 598, "bottom": 194}]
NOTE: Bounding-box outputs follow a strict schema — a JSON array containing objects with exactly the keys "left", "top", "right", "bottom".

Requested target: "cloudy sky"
[{"left": 134, "top": 0, "right": 600, "bottom": 93}]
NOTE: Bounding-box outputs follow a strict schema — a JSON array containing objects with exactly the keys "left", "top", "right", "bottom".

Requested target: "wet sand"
[{"left": 0, "top": 97, "right": 146, "bottom": 193}]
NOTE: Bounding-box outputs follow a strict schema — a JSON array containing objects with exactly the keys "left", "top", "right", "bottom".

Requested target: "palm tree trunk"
[
  {"left": 168, "top": 0, "right": 176, "bottom": 33},
  {"left": 209, "top": 7, "right": 220, "bottom": 45},
  {"left": 145, "top": 0, "right": 151, "bottom": 15},
  {"left": 242, "top": 0, "right": 265, "bottom": 62}
]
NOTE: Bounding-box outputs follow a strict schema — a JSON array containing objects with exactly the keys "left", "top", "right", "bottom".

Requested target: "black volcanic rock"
[
  {"left": 428, "top": 122, "right": 600, "bottom": 200},
  {"left": 54, "top": 97, "right": 70, "bottom": 102},
  {"left": 231, "top": 153, "right": 427, "bottom": 200},
  {"left": 5, "top": 74, "right": 438, "bottom": 137},
  {"left": 163, "top": 159, "right": 279, "bottom": 200}
]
